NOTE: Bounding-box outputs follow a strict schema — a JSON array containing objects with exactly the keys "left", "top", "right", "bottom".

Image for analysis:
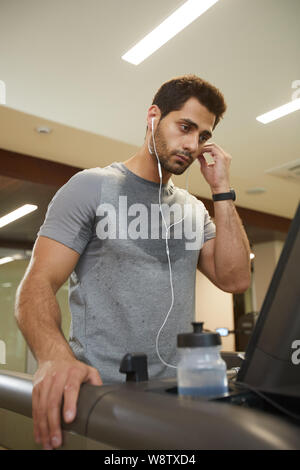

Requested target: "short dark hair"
[{"left": 151, "top": 74, "right": 227, "bottom": 131}]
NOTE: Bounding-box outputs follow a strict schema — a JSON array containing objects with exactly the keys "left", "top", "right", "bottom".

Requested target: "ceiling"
[{"left": 0, "top": 0, "right": 299, "bottom": 219}]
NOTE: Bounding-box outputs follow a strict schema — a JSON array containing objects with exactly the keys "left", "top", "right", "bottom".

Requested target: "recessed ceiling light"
[
  {"left": 122, "top": 0, "right": 220, "bottom": 65},
  {"left": 0, "top": 204, "right": 38, "bottom": 228},
  {"left": 256, "top": 97, "right": 300, "bottom": 124},
  {"left": 35, "top": 126, "right": 52, "bottom": 134}
]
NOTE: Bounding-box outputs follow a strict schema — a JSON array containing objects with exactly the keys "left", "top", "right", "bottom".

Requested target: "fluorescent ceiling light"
[
  {"left": 0, "top": 254, "right": 23, "bottom": 266},
  {"left": 256, "top": 98, "right": 300, "bottom": 124},
  {"left": 0, "top": 204, "right": 38, "bottom": 228},
  {"left": 122, "top": 0, "right": 220, "bottom": 65},
  {"left": 0, "top": 257, "right": 14, "bottom": 266},
  {"left": 0, "top": 80, "right": 6, "bottom": 105}
]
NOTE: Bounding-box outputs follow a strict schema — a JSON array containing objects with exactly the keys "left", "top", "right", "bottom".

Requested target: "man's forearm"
[
  {"left": 213, "top": 200, "right": 251, "bottom": 292},
  {"left": 15, "top": 276, "right": 75, "bottom": 364}
]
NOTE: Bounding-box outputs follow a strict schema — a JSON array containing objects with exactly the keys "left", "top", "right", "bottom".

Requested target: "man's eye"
[
  {"left": 200, "top": 135, "right": 208, "bottom": 143},
  {"left": 180, "top": 124, "right": 189, "bottom": 132}
]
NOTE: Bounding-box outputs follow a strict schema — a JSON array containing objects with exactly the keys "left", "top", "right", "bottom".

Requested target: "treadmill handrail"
[{"left": 1, "top": 369, "right": 300, "bottom": 450}]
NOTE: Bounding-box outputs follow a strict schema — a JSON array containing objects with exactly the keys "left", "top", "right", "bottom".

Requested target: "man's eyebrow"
[{"left": 179, "top": 118, "right": 212, "bottom": 138}]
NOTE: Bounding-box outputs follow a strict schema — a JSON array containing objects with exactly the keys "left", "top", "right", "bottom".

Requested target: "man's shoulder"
[
  {"left": 75, "top": 162, "right": 119, "bottom": 178},
  {"left": 69, "top": 162, "right": 123, "bottom": 185}
]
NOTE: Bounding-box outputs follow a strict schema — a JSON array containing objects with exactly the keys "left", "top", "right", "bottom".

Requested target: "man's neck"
[{"left": 123, "top": 144, "right": 171, "bottom": 185}]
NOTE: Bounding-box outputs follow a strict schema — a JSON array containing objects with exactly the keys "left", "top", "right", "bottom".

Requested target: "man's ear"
[{"left": 146, "top": 105, "right": 161, "bottom": 132}]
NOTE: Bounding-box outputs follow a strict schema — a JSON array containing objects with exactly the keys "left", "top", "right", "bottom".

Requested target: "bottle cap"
[{"left": 177, "top": 322, "right": 221, "bottom": 348}]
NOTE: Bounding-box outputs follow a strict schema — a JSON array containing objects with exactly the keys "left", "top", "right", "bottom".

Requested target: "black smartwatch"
[{"left": 212, "top": 188, "right": 236, "bottom": 202}]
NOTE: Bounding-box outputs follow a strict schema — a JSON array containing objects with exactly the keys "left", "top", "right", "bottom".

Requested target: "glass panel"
[
  {"left": 0, "top": 255, "right": 71, "bottom": 373},
  {"left": 0, "top": 175, "right": 71, "bottom": 373}
]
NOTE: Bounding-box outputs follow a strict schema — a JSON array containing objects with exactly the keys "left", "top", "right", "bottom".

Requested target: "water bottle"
[{"left": 177, "top": 322, "right": 228, "bottom": 399}]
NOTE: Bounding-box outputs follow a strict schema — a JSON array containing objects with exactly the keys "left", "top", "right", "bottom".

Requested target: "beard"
[{"left": 149, "top": 124, "right": 192, "bottom": 175}]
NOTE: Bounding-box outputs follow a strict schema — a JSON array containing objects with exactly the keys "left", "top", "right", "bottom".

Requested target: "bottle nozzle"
[{"left": 192, "top": 322, "right": 204, "bottom": 334}]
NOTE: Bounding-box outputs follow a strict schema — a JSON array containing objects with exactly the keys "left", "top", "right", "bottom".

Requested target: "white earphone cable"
[{"left": 150, "top": 118, "right": 192, "bottom": 369}]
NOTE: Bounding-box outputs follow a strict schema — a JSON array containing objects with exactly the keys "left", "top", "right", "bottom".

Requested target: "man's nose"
[{"left": 183, "top": 135, "right": 199, "bottom": 155}]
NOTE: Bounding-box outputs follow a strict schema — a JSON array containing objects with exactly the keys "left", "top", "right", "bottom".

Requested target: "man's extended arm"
[{"left": 15, "top": 236, "right": 103, "bottom": 450}]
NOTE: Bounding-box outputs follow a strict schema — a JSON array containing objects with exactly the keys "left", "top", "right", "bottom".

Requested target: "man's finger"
[
  {"left": 32, "top": 385, "right": 41, "bottom": 445},
  {"left": 86, "top": 367, "right": 103, "bottom": 386},
  {"left": 62, "top": 367, "right": 103, "bottom": 423},
  {"left": 36, "top": 375, "right": 54, "bottom": 449},
  {"left": 62, "top": 373, "right": 83, "bottom": 423},
  {"left": 47, "top": 373, "right": 67, "bottom": 448},
  {"left": 198, "top": 154, "right": 215, "bottom": 167}
]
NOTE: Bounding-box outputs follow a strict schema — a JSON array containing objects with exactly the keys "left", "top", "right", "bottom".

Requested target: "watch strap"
[{"left": 212, "top": 189, "right": 236, "bottom": 202}]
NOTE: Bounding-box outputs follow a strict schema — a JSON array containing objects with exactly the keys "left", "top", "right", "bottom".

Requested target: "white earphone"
[
  {"left": 150, "top": 115, "right": 193, "bottom": 371},
  {"left": 148, "top": 117, "right": 162, "bottom": 178},
  {"left": 147, "top": 119, "right": 154, "bottom": 155}
]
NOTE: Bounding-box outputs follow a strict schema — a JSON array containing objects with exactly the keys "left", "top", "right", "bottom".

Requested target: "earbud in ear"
[{"left": 147, "top": 118, "right": 155, "bottom": 155}]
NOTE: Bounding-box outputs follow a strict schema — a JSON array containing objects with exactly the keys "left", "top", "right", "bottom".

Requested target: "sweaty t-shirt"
[{"left": 37, "top": 162, "right": 216, "bottom": 384}]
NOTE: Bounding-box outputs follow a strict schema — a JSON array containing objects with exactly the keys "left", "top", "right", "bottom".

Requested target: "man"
[{"left": 15, "top": 75, "right": 251, "bottom": 450}]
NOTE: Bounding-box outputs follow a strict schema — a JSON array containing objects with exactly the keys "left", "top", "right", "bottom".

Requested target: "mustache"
[{"left": 173, "top": 151, "right": 192, "bottom": 161}]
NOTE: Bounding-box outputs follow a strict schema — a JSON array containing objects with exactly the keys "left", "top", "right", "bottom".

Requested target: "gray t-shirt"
[{"left": 38, "top": 161, "right": 216, "bottom": 384}]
